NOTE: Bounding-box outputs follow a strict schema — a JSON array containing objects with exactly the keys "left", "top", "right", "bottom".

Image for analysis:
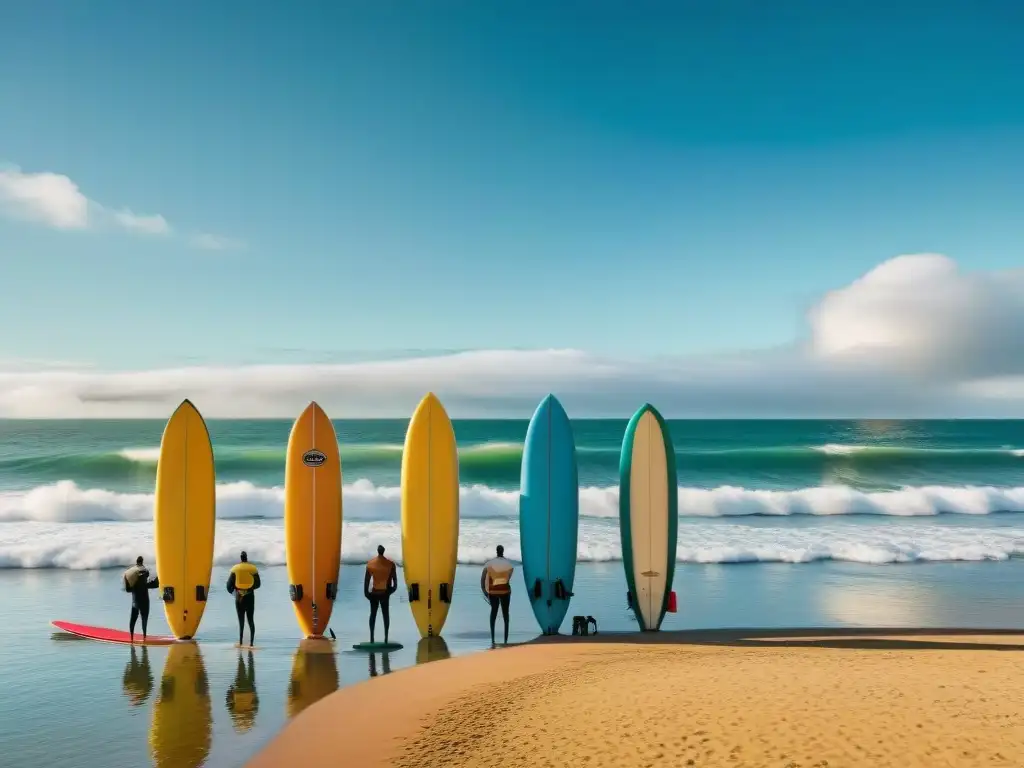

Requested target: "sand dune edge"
[{"left": 247, "top": 629, "right": 1024, "bottom": 768}]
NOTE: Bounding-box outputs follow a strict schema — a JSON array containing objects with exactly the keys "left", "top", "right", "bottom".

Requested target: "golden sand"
[{"left": 247, "top": 630, "right": 1024, "bottom": 768}]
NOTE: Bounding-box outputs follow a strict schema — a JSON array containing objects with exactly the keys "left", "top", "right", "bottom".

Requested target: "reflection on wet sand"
[
  {"left": 149, "top": 643, "right": 212, "bottom": 768},
  {"left": 226, "top": 650, "right": 260, "bottom": 733},
  {"left": 287, "top": 639, "right": 339, "bottom": 719},
  {"left": 368, "top": 652, "right": 392, "bottom": 678},
  {"left": 416, "top": 637, "right": 451, "bottom": 664},
  {"left": 820, "top": 576, "right": 934, "bottom": 627},
  {"left": 122, "top": 645, "right": 153, "bottom": 707}
]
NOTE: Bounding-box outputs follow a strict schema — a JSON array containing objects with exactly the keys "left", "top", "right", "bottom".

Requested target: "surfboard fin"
[
  {"left": 439, "top": 582, "right": 452, "bottom": 604},
  {"left": 408, "top": 583, "right": 420, "bottom": 602},
  {"left": 162, "top": 586, "right": 175, "bottom": 604},
  {"left": 325, "top": 582, "right": 337, "bottom": 600},
  {"left": 532, "top": 578, "right": 542, "bottom": 600},
  {"left": 195, "top": 585, "right": 207, "bottom": 602},
  {"left": 289, "top": 584, "right": 303, "bottom": 602}
]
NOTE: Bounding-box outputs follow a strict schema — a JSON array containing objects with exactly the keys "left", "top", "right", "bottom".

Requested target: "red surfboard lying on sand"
[{"left": 51, "top": 620, "right": 179, "bottom": 646}]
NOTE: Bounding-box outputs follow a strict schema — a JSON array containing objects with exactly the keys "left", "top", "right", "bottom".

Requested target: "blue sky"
[{"left": 2, "top": 2, "right": 1024, "bottom": 400}]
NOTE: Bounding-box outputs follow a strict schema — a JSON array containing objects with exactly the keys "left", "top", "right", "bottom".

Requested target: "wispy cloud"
[
  {"left": 111, "top": 209, "right": 171, "bottom": 235},
  {"left": 0, "top": 164, "right": 238, "bottom": 246}
]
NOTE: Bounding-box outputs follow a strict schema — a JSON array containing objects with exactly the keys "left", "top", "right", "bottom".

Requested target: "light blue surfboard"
[{"left": 519, "top": 394, "right": 579, "bottom": 635}]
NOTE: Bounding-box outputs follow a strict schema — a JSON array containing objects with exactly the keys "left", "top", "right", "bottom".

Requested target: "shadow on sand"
[{"left": 525, "top": 626, "right": 1024, "bottom": 653}]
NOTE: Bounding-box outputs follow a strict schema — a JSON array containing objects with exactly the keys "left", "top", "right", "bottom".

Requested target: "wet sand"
[{"left": 247, "top": 628, "right": 1024, "bottom": 768}]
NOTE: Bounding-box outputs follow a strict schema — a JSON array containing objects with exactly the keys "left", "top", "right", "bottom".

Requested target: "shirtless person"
[
  {"left": 481, "top": 545, "right": 515, "bottom": 646},
  {"left": 363, "top": 545, "right": 398, "bottom": 644}
]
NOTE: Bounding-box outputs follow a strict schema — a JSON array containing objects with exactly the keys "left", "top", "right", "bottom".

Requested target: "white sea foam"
[
  {"left": 0, "top": 479, "right": 1023, "bottom": 569},
  {"left": 117, "top": 447, "right": 161, "bottom": 463},
  {"left": 813, "top": 443, "right": 870, "bottom": 455},
  {"left": 1, "top": 517, "right": 1023, "bottom": 570},
  {"left": 4, "top": 479, "right": 1024, "bottom": 525}
]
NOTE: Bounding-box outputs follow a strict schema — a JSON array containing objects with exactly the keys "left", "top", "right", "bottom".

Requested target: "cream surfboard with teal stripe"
[{"left": 618, "top": 403, "right": 678, "bottom": 631}]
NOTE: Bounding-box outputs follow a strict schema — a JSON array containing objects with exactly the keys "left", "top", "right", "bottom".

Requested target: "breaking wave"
[{"left": 1, "top": 479, "right": 1024, "bottom": 569}]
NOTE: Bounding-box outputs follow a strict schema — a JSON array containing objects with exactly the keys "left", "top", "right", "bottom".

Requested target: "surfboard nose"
[{"left": 417, "top": 391, "right": 450, "bottom": 418}]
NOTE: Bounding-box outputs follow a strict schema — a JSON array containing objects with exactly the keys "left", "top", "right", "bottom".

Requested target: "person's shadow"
[
  {"left": 225, "top": 650, "right": 259, "bottom": 733},
  {"left": 121, "top": 645, "right": 153, "bottom": 707}
]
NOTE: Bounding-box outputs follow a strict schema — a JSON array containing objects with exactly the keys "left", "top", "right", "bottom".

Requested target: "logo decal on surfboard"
[
  {"left": 302, "top": 449, "right": 327, "bottom": 467},
  {"left": 641, "top": 570, "right": 660, "bottom": 577}
]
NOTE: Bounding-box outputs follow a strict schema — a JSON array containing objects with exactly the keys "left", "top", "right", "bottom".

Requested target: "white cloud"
[
  {"left": 110, "top": 208, "right": 171, "bottom": 235},
  {"left": 190, "top": 232, "right": 245, "bottom": 251},
  {"left": 0, "top": 166, "right": 89, "bottom": 229},
  {"left": 1, "top": 253, "right": 1023, "bottom": 418},
  {"left": 0, "top": 164, "right": 236, "bottom": 244},
  {"left": 0, "top": 164, "right": 168, "bottom": 236},
  {"left": 809, "top": 253, "right": 1024, "bottom": 380}
]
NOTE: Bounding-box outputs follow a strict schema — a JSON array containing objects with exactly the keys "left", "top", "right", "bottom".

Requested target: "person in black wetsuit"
[
  {"left": 227, "top": 551, "right": 261, "bottom": 647},
  {"left": 123, "top": 556, "right": 159, "bottom": 643}
]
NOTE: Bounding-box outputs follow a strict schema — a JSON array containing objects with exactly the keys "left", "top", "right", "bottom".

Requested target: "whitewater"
[{"left": 3, "top": 478, "right": 1024, "bottom": 569}]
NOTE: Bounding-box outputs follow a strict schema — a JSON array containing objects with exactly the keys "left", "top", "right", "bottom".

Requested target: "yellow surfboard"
[
  {"left": 149, "top": 642, "right": 212, "bottom": 768},
  {"left": 284, "top": 402, "right": 342, "bottom": 638},
  {"left": 154, "top": 399, "right": 216, "bottom": 640},
  {"left": 401, "top": 392, "right": 459, "bottom": 639},
  {"left": 286, "top": 638, "right": 339, "bottom": 719}
]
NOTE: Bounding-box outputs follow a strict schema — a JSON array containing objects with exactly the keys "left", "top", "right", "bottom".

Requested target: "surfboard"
[
  {"left": 351, "top": 641, "right": 404, "bottom": 652},
  {"left": 287, "top": 638, "right": 339, "bottom": 718},
  {"left": 401, "top": 392, "right": 460, "bottom": 639},
  {"left": 618, "top": 403, "right": 678, "bottom": 632},
  {"left": 284, "top": 402, "right": 343, "bottom": 639},
  {"left": 154, "top": 399, "right": 216, "bottom": 640},
  {"left": 149, "top": 642, "right": 212, "bottom": 768},
  {"left": 51, "top": 620, "right": 177, "bottom": 646},
  {"left": 519, "top": 394, "right": 579, "bottom": 635}
]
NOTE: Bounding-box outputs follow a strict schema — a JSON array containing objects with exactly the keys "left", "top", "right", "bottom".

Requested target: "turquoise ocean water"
[{"left": 3, "top": 418, "right": 1024, "bottom": 767}]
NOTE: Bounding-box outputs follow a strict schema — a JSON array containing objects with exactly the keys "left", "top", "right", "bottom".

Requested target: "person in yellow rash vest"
[
  {"left": 363, "top": 545, "right": 398, "bottom": 644},
  {"left": 481, "top": 545, "right": 515, "bottom": 646},
  {"left": 226, "top": 551, "right": 261, "bottom": 647}
]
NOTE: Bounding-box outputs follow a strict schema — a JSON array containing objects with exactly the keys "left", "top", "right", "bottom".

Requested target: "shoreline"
[{"left": 247, "top": 627, "right": 1024, "bottom": 767}]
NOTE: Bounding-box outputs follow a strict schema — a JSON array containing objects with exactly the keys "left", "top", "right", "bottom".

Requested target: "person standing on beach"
[
  {"left": 123, "top": 555, "right": 159, "bottom": 644},
  {"left": 364, "top": 545, "right": 398, "bottom": 644},
  {"left": 227, "top": 551, "right": 261, "bottom": 647},
  {"left": 481, "top": 545, "right": 515, "bottom": 646}
]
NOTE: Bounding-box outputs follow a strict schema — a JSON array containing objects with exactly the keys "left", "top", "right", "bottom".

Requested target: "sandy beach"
[{"left": 248, "top": 628, "right": 1024, "bottom": 768}]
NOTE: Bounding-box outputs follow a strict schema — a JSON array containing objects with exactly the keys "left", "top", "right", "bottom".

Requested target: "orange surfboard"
[{"left": 284, "top": 402, "right": 342, "bottom": 638}]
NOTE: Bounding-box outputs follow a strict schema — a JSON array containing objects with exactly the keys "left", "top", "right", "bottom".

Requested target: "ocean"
[{"left": 3, "top": 418, "right": 1024, "bottom": 768}]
